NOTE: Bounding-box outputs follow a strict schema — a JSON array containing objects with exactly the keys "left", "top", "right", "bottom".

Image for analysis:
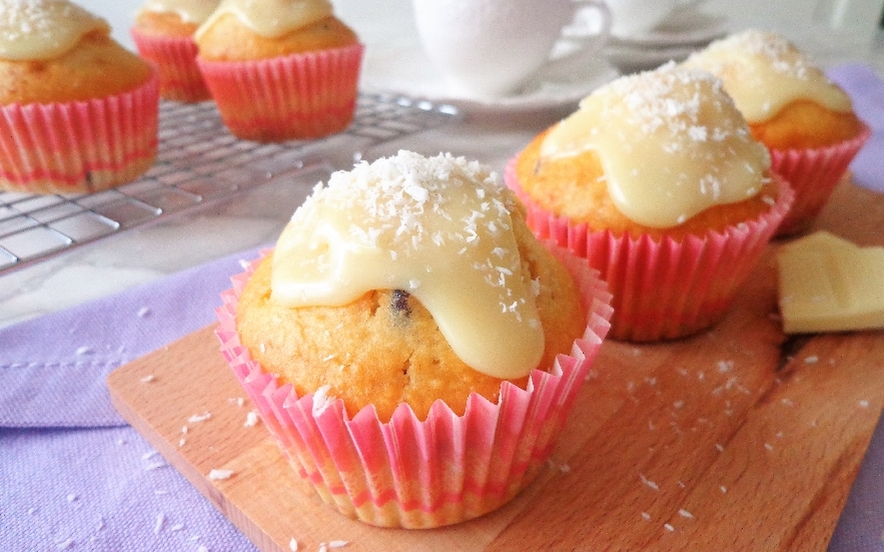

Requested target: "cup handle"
[
  {"left": 539, "top": 0, "right": 612, "bottom": 80},
  {"left": 562, "top": 0, "right": 612, "bottom": 53}
]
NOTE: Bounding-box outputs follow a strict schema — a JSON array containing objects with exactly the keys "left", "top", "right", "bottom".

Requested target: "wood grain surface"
[{"left": 107, "top": 179, "right": 884, "bottom": 552}]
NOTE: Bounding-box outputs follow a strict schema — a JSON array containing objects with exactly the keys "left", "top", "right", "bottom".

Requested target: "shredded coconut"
[
  {"left": 154, "top": 512, "right": 165, "bottom": 535},
  {"left": 188, "top": 412, "right": 211, "bottom": 423},
  {"left": 209, "top": 469, "right": 234, "bottom": 480},
  {"left": 639, "top": 473, "right": 659, "bottom": 491}
]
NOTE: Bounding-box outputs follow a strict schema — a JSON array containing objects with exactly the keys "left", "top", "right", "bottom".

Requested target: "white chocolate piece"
[
  {"left": 271, "top": 151, "right": 545, "bottom": 379},
  {"left": 777, "top": 231, "right": 884, "bottom": 334}
]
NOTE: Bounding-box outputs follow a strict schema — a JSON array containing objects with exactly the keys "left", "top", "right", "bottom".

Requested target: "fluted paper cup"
[
  {"left": 197, "top": 43, "right": 363, "bottom": 142},
  {"left": 771, "top": 123, "right": 871, "bottom": 236},
  {"left": 215, "top": 246, "right": 612, "bottom": 528},
  {"left": 506, "top": 159, "right": 794, "bottom": 342},
  {"left": 131, "top": 27, "right": 211, "bottom": 102},
  {"left": 0, "top": 72, "right": 160, "bottom": 194}
]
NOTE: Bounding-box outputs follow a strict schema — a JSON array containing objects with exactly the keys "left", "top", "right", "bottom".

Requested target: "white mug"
[
  {"left": 412, "top": 0, "right": 611, "bottom": 99},
  {"left": 606, "top": 0, "right": 707, "bottom": 37}
]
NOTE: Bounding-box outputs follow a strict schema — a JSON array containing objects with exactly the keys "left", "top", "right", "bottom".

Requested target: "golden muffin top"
[
  {"left": 539, "top": 63, "right": 771, "bottom": 228},
  {"left": 271, "top": 150, "right": 546, "bottom": 379},
  {"left": 0, "top": 0, "right": 109, "bottom": 60},
  {"left": 682, "top": 29, "right": 852, "bottom": 123}
]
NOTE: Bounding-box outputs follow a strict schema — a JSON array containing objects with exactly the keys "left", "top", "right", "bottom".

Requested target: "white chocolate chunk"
[{"left": 777, "top": 231, "right": 884, "bottom": 333}]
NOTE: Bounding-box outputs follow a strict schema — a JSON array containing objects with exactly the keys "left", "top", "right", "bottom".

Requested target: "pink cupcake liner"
[
  {"left": 215, "top": 246, "right": 612, "bottom": 528},
  {"left": 131, "top": 27, "right": 211, "bottom": 103},
  {"left": 0, "top": 72, "right": 160, "bottom": 195},
  {"left": 505, "top": 159, "right": 795, "bottom": 342},
  {"left": 197, "top": 43, "right": 364, "bottom": 142},
  {"left": 771, "top": 123, "right": 871, "bottom": 236}
]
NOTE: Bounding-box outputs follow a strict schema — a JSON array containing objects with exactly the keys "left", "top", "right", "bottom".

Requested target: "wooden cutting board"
[{"left": 108, "top": 179, "right": 884, "bottom": 552}]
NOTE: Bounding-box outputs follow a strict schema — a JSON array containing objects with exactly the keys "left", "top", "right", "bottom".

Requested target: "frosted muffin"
[
  {"left": 216, "top": 151, "right": 613, "bottom": 527},
  {"left": 0, "top": 0, "right": 159, "bottom": 195},
  {"left": 195, "top": 0, "right": 363, "bottom": 141},
  {"left": 131, "top": 0, "right": 218, "bottom": 102},
  {"left": 682, "top": 29, "right": 870, "bottom": 235},
  {"left": 506, "top": 63, "right": 793, "bottom": 342}
]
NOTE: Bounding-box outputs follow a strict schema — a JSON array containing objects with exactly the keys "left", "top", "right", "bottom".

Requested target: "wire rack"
[{"left": 0, "top": 93, "right": 458, "bottom": 274}]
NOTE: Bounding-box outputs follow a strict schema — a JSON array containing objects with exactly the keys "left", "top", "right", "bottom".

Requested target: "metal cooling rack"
[{"left": 0, "top": 93, "right": 458, "bottom": 274}]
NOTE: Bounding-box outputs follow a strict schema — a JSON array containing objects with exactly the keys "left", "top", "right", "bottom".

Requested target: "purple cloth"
[
  {"left": 1, "top": 248, "right": 263, "bottom": 552},
  {"left": 825, "top": 63, "right": 884, "bottom": 552},
  {"left": 1, "top": 63, "right": 882, "bottom": 552},
  {"left": 828, "top": 64, "right": 884, "bottom": 194}
]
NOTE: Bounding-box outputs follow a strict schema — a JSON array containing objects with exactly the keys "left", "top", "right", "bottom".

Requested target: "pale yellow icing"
[
  {"left": 682, "top": 29, "right": 852, "bottom": 122},
  {"left": 539, "top": 63, "right": 771, "bottom": 228},
  {"left": 777, "top": 231, "right": 884, "bottom": 334},
  {"left": 138, "top": 0, "right": 219, "bottom": 24},
  {"left": 0, "top": 0, "right": 109, "bottom": 60},
  {"left": 195, "top": 0, "right": 332, "bottom": 40},
  {"left": 271, "top": 150, "right": 545, "bottom": 380}
]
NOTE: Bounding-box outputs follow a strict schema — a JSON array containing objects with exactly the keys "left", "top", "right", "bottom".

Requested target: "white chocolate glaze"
[
  {"left": 682, "top": 29, "right": 852, "bottom": 122},
  {"left": 539, "top": 63, "right": 771, "bottom": 228},
  {"left": 0, "top": 0, "right": 108, "bottom": 60},
  {"left": 138, "top": 0, "right": 219, "bottom": 25},
  {"left": 195, "top": 0, "right": 332, "bottom": 40},
  {"left": 271, "top": 150, "right": 545, "bottom": 379}
]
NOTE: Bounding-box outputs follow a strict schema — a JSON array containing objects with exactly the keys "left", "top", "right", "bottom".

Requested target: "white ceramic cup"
[
  {"left": 606, "top": 0, "right": 707, "bottom": 37},
  {"left": 412, "top": 0, "right": 612, "bottom": 99}
]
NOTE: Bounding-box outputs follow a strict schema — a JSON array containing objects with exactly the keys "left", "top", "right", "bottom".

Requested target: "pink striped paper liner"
[
  {"left": 215, "top": 246, "right": 612, "bottom": 528},
  {"left": 505, "top": 158, "right": 795, "bottom": 342},
  {"left": 197, "top": 43, "right": 363, "bottom": 142},
  {"left": 770, "top": 123, "right": 871, "bottom": 236},
  {"left": 0, "top": 72, "right": 160, "bottom": 195},
  {"left": 131, "top": 27, "right": 211, "bottom": 102}
]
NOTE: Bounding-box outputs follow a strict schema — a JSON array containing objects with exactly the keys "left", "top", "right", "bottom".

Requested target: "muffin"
[
  {"left": 0, "top": 0, "right": 159, "bottom": 194},
  {"left": 195, "top": 0, "right": 363, "bottom": 141},
  {"left": 215, "top": 150, "right": 613, "bottom": 528},
  {"left": 131, "top": 0, "right": 218, "bottom": 102},
  {"left": 506, "top": 63, "right": 793, "bottom": 342},
  {"left": 682, "top": 29, "right": 870, "bottom": 236}
]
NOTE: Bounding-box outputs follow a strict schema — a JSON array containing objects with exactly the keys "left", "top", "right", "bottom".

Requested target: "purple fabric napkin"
[
  {"left": 1, "top": 63, "right": 882, "bottom": 552},
  {"left": 0, "top": 248, "right": 261, "bottom": 429},
  {"left": 1, "top": 247, "right": 264, "bottom": 552},
  {"left": 828, "top": 63, "right": 884, "bottom": 194},
  {"left": 825, "top": 62, "right": 884, "bottom": 552}
]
